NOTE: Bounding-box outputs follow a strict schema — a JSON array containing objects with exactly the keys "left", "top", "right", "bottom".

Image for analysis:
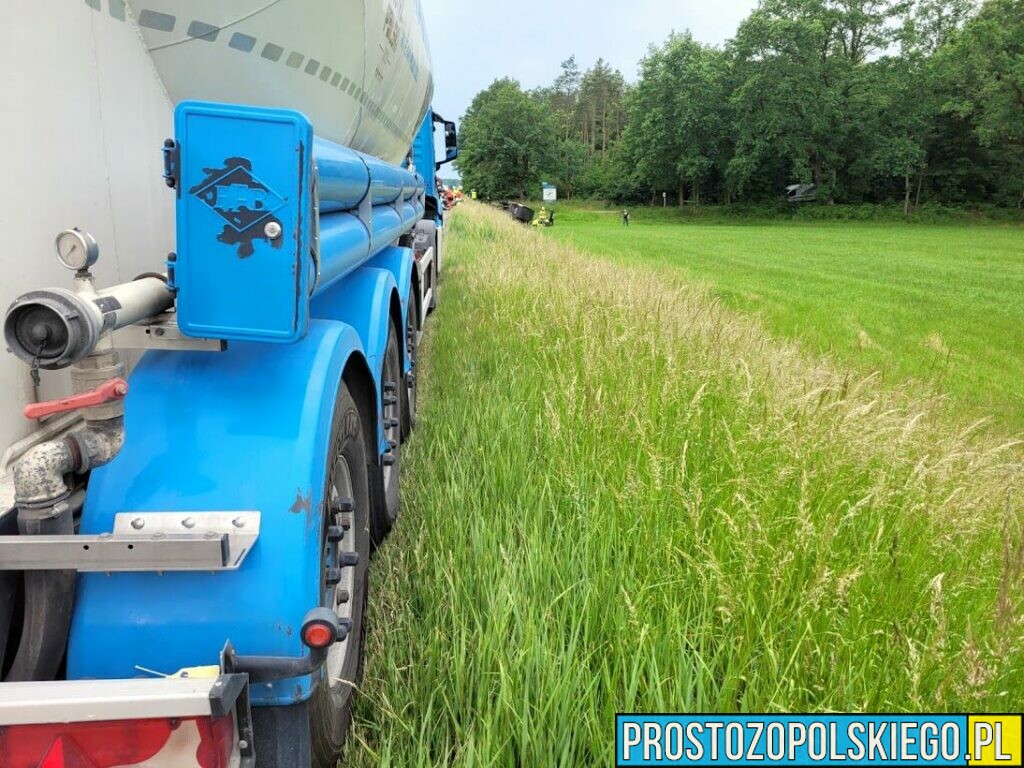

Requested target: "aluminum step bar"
[
  {"left": 0, "top": 511, "right": 259, "bottom": 572},
  {"left": 0, "top": 674, "right": 247, "bottom": 726}
]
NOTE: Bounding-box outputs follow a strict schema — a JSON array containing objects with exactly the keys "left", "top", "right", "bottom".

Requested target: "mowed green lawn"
[{"left": 548, "top": 208, "right": 1024, "bottom": 434}]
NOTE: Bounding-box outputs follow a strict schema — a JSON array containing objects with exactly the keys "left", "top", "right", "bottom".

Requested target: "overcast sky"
[{"left": 421, "top": 0, "right": 759, "bottom": 124}]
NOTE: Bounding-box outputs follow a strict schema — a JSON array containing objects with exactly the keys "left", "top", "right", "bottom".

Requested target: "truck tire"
[
  {"left": 310, "top": 380, "right": 372, "bottom": 767},
  {"left": 401, "top": 302, "right": 418, "bottom": 442},
  {"left": 254, "top": 381, "right": 371, "bottom": 768},
  {"left": 370, "top": 322, "right": 401, "bottom": 545}
]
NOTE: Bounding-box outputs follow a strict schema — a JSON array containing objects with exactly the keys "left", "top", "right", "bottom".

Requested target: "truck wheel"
[
  {"left": 255, "top": 381, "right": 370, "bottom": 768},
  {"left": 370, "top": 322, "right": 401, "bottom": 545},
  {"left": 401, "top": 302, "right": 418, "bottom": 442},
  {"left": 310, "top": 381, "right": 372, "bottom": 767}
]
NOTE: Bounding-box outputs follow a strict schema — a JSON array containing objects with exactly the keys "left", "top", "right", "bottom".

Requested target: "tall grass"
[
  {"left": 348, "top": 203, "right": 1024, "bottom": 766},
  {"left": 548, "top": 208, "right": 1024, "bottom": 433}
]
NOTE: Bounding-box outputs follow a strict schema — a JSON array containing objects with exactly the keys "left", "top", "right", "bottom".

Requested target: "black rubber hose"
[
  {"left": 4, "top": 504, "right": 75, "bottom": 682},
  {"left": 132, "top": 272, "right": 168, "bottom": 284}
]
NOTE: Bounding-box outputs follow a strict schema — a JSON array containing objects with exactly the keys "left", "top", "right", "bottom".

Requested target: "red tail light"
[{"left": 0, "top": 715, "right": 236, "bottom": 768}]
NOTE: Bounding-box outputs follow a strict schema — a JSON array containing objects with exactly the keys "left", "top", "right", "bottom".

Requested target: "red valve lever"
[{"left": 24, "top": 378, "right": 129, "bottom": 420}]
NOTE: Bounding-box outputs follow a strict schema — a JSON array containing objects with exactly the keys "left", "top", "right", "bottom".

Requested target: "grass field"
[
  {"left": 347, "top": 203, "right": 1024, "bottom": 766},
  {"left": 547, "top": 206, "right": 1024, "bottom": 434}
]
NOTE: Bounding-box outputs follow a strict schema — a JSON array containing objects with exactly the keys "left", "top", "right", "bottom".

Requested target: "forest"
[{"left": 456, "top": 0, "right": 1024, "bottom": 209}]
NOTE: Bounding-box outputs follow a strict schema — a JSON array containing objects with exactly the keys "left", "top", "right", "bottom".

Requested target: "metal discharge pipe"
[{"left": 4, "top": 276, "right": 173, "bottom": 370}]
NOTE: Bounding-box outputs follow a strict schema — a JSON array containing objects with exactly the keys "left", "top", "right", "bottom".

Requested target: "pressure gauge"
[{"left": 55, "top": 228, "right": 99, "bottom": 271}]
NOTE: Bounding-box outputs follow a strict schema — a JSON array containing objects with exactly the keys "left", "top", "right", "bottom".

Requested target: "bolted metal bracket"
[
  {"left": 0, "top": 511, "right": 260, "bottom": 572},
  {"left": 162, "top": 139, "right": 181, "bottom": 192},
  {"left": 113, "top": 313, "right": 226, "bottom": 353}
]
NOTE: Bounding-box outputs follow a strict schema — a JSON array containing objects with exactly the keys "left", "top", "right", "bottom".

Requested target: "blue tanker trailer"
[{"left": 0, "top": 2, "right": 456, "bottom": 766}]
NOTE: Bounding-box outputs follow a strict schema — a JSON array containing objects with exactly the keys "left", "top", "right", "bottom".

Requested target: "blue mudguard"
[
  {"left": 362, "top": 245, "right": 415, "bottom": 376},
  {"left": 311, "top": 248, "right": 413, "bottom": 452},
  {"left": 67, "top": 319, "right": 364, "bottom": 705}
]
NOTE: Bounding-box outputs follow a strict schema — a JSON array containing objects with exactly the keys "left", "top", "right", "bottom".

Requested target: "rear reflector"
[
  {"left": 302, "top": 622, "right": 335, "bottom": 649},
  {"left": 0, "top": 714, "right": 236, "bottom": 768}
]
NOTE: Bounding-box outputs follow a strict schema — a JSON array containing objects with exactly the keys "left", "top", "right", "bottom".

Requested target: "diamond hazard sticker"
[{"left": 190, "top": 157, "right": 286, "bottom": 258}]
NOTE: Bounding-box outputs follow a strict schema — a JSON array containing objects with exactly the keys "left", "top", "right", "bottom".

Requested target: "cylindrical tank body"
[
  {"left": 0, "top": 1, "right": 175, "bottom": 460},
  {"left": 125, "top": 0, "right": 434, "bottom": 165}
]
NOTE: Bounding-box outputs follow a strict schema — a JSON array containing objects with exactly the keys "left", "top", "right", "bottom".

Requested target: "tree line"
[{"left": 456, "top": 0, "right": 1024, "bottom": 210}]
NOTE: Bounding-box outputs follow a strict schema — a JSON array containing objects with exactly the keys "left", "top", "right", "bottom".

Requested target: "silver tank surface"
[{"left": 127, "top": 0, "right": 434, "bottom": 164}]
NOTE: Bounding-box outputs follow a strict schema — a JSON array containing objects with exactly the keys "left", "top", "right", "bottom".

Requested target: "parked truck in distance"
[{"left": 0, "top": 2, "right": 456, "bottom": 766}]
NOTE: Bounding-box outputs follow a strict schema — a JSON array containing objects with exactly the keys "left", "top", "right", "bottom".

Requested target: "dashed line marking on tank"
[
  {"left": 229, "top": 32, "right": 257, "bottom": 53},
  {"left": 82, "top": 0, "right": 408, "bottom": 142},
  {"left": 186, "top": 20, "right": 219, "bottom": 42},
  {"left": 137, "top": 9, "right": 174, "bottom": 32},
  {"left": 260, "top": 42, "right": 284, "bottom": 62}
]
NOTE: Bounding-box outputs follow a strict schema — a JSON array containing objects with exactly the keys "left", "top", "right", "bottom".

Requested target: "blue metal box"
[{"left": 172, "top": 102, "right": 314, "bottom": 343}]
